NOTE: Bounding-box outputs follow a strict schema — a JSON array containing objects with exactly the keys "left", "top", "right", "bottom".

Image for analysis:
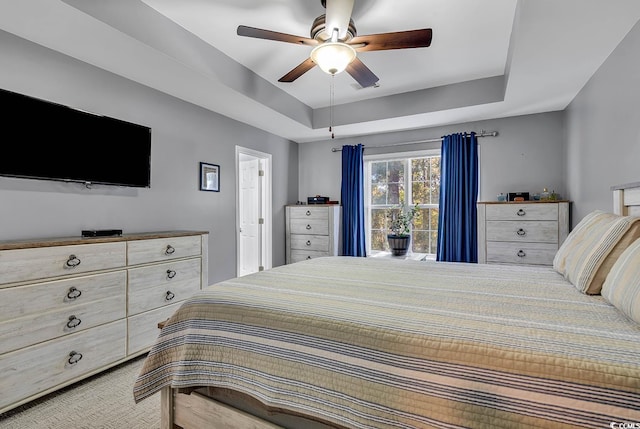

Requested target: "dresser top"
[
  {"left": 287, "top": 204, "right": 340, "bottom": 207},
  {"left": 478, "top": 200, "right": 570, "bottom": 205},
  {"left": 0, "top": 230, "right": 209, "bottom": 251}
]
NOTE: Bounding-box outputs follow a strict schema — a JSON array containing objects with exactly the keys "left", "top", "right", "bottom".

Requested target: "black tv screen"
[{"left": 0, "top": 88, "right": 151, "bottom": 188}]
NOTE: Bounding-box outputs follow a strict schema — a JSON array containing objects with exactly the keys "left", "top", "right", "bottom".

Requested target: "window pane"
[
  {"left": 371, "top": 209, "right": 387, "bottom": 230},
  {"left": 429, "top": 208, "right": 439, "bottom": 231},
  {"left": 412, "top": 231, "right": 429, "bottom": 253},
  {"left": 371, "top": 231, "right": 387, "bottom": 252},
  {"left": 371, "top": 162, "right": 387, "bottom": 183},
  {"left": 430, "top": 157, "right": 441, "bottom": 204},
  {"left": 371, "top": 182, "right": 387, "bottom": 205},
  {"left": 387, "top": 161, "right": 404, "bottom": 204},
  {"left": 411, "top": 158, "right": 428, "bottom": 181},
  {"left": 430, "top": 231, "right": 439, "bottom": 254},
  {"left": 412, "top": 181, "right": 427, "bottom": 204}
]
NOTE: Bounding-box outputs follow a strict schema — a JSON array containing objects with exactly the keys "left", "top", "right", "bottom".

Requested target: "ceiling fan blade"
[
  {"left": 237, "top": 25, "right": 318, "bottom": 47},
  {"left": 325, "top": 0, "right": 354, "bottom": 40},
  {"left": 278, "top": 58, "right": 317, "bottom": 83},
  {"left": 346, "top": 58, "right": 379, "bottom": 88},
  {"left": 350, "top": 29, "right": 432, "bottom": 52}
]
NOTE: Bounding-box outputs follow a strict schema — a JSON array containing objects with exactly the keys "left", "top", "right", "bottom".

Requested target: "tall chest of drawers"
[
  {"left": 0, "top": 230, "right": 208, "bottom": 414},
  {"left": 285, "top": 205, "right": 340, "bottom": 264},
  {"left": 477, "top": 201, "right": 570, "bottom": 266}
]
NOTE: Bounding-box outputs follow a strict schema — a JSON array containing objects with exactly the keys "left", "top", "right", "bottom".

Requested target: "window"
[{"left": 365, "top": 150, "right": 441, "bottom": 255}]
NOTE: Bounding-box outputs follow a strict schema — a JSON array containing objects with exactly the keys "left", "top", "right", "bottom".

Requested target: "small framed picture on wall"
[{"left": 199, "top": 162, "right": 220, "bottom": 192}]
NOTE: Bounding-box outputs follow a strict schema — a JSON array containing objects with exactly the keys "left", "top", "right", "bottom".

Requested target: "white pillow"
[
  {"left": 601, "top": 238, "right": 640, "bottom": 324},
  {"left": 553, "top": 210, "right": 640, "bottom": 294}
]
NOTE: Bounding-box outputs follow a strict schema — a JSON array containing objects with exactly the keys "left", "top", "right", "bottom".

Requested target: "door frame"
[{"left": 235, "top": 146, "right": 272, "bottom": 276}]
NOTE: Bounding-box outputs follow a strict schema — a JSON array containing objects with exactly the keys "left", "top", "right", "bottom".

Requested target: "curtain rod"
[{"left": 330, "top": 130, "right": 498, "bottom": 152}]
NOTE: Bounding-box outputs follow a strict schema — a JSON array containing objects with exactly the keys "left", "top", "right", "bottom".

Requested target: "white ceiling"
[{"left": 1, "top": 0, "right": 640, "bottom": 143}]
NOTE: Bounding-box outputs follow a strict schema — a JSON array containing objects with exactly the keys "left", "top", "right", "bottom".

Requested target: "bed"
[{"left": 134, "top": 182, "right": 640, "bottom": 429}]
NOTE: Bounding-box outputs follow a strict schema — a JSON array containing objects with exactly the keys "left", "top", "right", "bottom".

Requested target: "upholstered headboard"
[{"left": 612, "top": 182, "right": 640, "bottom": 216}]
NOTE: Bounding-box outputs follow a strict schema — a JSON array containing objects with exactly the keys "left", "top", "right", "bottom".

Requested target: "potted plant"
[{"left": 386, "top": 202, "right": 420, "bottom": 256}]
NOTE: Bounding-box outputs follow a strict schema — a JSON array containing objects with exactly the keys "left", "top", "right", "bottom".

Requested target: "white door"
[
  {"left": 239, "top": 156, "right": 260, "bottom": 276},
  {"left": 236, "top": 147, "right": 272, "bottom": 277}
]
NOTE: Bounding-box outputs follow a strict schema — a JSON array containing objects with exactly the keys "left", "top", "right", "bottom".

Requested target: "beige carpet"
[{"left": 0, "top": 355, "right": 160, "bottom": 429}]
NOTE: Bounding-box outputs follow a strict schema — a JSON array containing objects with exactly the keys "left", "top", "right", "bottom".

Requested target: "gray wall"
[
  {"left": 299, "top": 112, "right": 565, "bottom": 205},
  {"left": 565, "top": 20, "right": 640, "bottom": 225},
  {"left": 0, "top": 31, "right": 298, "bottom": 284}
]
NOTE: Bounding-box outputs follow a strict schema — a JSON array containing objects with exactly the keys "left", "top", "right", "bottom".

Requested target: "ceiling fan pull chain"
[{"left": 330, "top": 75, "right": 335, "bottom": 139}]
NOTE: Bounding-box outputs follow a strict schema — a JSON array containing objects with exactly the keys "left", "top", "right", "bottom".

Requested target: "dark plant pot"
[{"left": 387, "top": 234, "right": 411, "bottom": 256}]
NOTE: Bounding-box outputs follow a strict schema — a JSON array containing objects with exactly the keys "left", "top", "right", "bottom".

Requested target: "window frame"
[{"left": 364, "top": 149, "right": 441, "bottom": 256}]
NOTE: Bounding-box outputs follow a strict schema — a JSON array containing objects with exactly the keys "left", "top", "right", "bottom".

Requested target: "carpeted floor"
[{"left": 0, "top": 355, "right": 160, "bottom": 429}]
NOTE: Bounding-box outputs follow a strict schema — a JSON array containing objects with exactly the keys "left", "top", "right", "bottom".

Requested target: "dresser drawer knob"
[
  {"left": 166, "top": 291, "right": 175, "bottom": 301},
  {"left": 517, "top": 209, "right": 526, "bottom": 216},
  {"left": 65, "top": 254, "right": 81, "bottom": 268},
  {"left": 66, "top": 287, "right": 82, "bottom": 300},
  {"left": 517, "top": 249, "right": 526, "bottom": 258},
  {"left": 306, "top": 240, "right": 311, "bottom": 246},
  {"left": 306, "top": 210, "right": 311, "bottom": 216},
  {"left": 306, "top": 224, "right": 312, "bottom": 230},
  {"left": 68, "top": 351, "right": 83, "bottom": 365},
  {"left": 166, "top": 269, "right": 177, "bottom": 279},
  {"left": 165, "top": 245, "right": 176, "bottom": 255},
  {"left": 516, "top": 228, "right": 526, "bottom": 236},
  {"left": 66, "top": 315, "right": 82, "bottom": 329}
]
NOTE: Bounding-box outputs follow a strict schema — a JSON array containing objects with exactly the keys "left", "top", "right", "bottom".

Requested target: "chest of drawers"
[
  {"left": 0, "top": 230, "right": 208, "bottom": 414},
  {"left": 477, "top": 201, "right": 570, "bottom": 266},
  {"left": 285, "top": 205, "right": 340, "bottom": 264}
]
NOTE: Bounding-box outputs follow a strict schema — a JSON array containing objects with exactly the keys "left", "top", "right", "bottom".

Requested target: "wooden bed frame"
[{"left": 158, "top": 181, "right": 640, "bottom": 429}]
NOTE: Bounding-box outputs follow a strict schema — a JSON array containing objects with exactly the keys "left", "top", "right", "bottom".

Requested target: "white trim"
[{"left": 235, "top": 146, "right": 273, "bottom": 275}]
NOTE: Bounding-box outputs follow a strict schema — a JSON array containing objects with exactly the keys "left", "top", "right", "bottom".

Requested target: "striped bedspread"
[{"left": 133, "top": 256, "right": 640, "bottom": 428}]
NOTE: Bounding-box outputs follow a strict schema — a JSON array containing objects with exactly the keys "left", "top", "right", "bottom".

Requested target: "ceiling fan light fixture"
[{"left": 310, "top": 41, "right": 356, "bottom": 75}]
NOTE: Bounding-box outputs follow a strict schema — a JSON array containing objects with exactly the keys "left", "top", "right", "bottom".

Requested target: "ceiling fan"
[{"left": 236, "top": 0, "right": 433, "bottom": 88}]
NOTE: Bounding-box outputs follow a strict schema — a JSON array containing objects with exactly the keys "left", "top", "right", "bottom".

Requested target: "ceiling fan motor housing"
[{"left": 311, "top": 15, "right": 357, "bottom": 42}]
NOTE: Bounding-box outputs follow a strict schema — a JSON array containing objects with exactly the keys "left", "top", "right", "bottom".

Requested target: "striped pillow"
[
  {"left": 601, "top": 238, "right": 640, "bottom": 324},
  {"left": 553, "top": 210, "right": 640, "bottom": 294}
]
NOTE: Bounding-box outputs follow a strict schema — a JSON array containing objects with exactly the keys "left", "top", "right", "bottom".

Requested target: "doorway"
[{"left": 236, "top": 146, "right": 272, "bottom": 276}]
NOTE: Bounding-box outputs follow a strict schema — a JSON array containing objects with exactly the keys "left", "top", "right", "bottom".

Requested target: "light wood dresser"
[
  {"left": 0, "top": 230, "right": 208, "bottom": 414},
  {"left": 285, "top": 205, "right": 340, "bottom": 264},
  {"left": 477, "top": 201, "right": 570, "bottom": 266}
]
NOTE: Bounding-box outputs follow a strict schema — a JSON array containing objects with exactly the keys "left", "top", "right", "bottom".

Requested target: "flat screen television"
[{"left": 0, "top": 87, "right": 151, "bottom": 188}]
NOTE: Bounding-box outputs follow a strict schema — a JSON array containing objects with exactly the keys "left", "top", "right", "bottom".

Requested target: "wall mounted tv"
[{"left": 0, "top": 88, "right": 151, "bottom": 188}]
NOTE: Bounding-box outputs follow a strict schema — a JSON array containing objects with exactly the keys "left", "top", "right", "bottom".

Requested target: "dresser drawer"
[
  {"left": 127, "top": 302, "right": 182, "bottom": 355},
  {"left": 290, "top": 234, "right": 329, "bottom": 251},
  {"left": 486, "top": 203, "right": 558, "bottom": 221},
  {"left": 288, "top": 207, "right": 329, "bottom": 221},
  {"left": 0, "top": 319, "right": 126, "bottom": 412},
  {"left": 0, "top": 271, "right": 126, "bottom": 321},
  {"left": 0, "top": 242, "right": 126, "bottom": 286},
  {"left": 128, "top": 258, "right": 201, "bottom": 316},
  {"left": 290, "top": 250, "right": 329, "bottom": 263},
  {"left": 486, "top": 221, "right": 558, "bottom": 243},
  {"left": 127, "top": 235, "right": 201, "bottom": 265},
  {"left": 486, "top": 242, "right": 558, "bottom": 265},
  {"left": 0, "top": 293, "right": 125, "bottom": 355},
  {"left": 290, "top": 219, "right": 329, "bottom": 235}
]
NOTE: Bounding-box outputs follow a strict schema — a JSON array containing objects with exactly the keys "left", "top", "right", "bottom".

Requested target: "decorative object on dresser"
[
  {"left": 477, "top": 200, "right": 570, "bottom": 266},
  {"left": 507, "top": 192, "right": 530, "bottom": 202},
  {"left": 307, "top": 195, "right": 329, "bottom": 204},
  {"left": 285, "top": 205, "right": 340, "bottom": 264},
  {"left": 0, "top": 230, "right": 208, "bottom": 414}
]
